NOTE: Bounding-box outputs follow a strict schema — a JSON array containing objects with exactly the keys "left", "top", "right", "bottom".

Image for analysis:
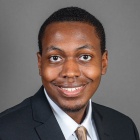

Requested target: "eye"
[
  {"left": 79, "top": 55, "right": 92, "bottom": 61},
  {"left": 49, "top": 55, "right": 62, "bottom": 62}
]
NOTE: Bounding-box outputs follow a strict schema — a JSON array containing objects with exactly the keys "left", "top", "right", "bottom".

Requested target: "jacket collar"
[
  {"left": 92, "top": 103, "right": 112, "bottom": 140},
  {"left": 31, "top": 86, "right": 65, "bottom": 140}
]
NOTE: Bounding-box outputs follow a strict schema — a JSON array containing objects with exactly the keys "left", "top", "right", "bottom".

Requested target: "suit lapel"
[
  {"left": 31, "top": 86, "right": 65, "bottom": 140},
  {"left": 35, "top": 115, "right": 65, "bottom": 140},
  {"left": 92, "top": 103, "right": 112, "bottom": 140}
]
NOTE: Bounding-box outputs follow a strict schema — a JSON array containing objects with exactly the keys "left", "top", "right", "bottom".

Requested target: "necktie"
[{"left": 75, "top": 126, "right": 87, "bottom": 140}]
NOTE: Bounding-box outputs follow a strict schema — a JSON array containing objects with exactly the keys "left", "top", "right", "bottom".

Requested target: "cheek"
[
  {"left": 41, "top": 65, "right": 61, "bottom": 81},
  {"left": 81, "top": 65, "right": 102, "bottom": 80}
]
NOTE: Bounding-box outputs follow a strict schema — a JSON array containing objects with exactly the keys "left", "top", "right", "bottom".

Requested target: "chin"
[{"left": 60, "top": 103, "right": 87, "bottom": 113}]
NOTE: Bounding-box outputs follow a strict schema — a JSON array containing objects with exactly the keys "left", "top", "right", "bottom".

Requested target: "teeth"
[{"left": 61, "top": 86, "right": 82, "bottom": 92}]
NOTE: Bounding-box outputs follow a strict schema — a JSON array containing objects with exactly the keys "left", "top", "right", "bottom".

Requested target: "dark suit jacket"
[{"left": 0, "top": 86, "right": 139, "bottom": 140}]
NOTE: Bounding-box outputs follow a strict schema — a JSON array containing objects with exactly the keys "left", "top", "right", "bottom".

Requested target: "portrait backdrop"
[{"left": 0, "top": 0, "right": 140, "bottom": 133}]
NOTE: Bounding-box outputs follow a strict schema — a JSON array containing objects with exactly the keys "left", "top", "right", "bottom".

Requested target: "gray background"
[{"left": 0, "top": 0, "right": 140, "bottom": 133}]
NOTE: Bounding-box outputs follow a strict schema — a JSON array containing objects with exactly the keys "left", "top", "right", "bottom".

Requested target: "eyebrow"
[
  {"left": 76, "top": 45, "right": 95, "bottom": 51},
  {"left": 45, "top": 46, "right": 64, "bottom": 52},
  {"left": 45, "top": 45, "right": 95, "bottom": 53}
]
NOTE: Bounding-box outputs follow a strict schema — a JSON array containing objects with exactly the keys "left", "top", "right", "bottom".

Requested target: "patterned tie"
[{"left": 75, "top": 126, "right": 87, "bottom": 140}]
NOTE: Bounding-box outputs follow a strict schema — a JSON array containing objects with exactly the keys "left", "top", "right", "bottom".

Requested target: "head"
[
  {"left": 37, "top": 7, "right": 108, "bottom": 115},
  {"left": 38, "top": 7, "right": 106, "bottom": 55}
]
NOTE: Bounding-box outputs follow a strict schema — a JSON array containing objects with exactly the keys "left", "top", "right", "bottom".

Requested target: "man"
[{"left": 0, "top": 7, "right": 139, "bottom": 140}]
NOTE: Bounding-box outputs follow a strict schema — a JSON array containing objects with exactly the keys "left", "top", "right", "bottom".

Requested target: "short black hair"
[{"left": 38, "top": 7, "right": 106, "bottom": 54}]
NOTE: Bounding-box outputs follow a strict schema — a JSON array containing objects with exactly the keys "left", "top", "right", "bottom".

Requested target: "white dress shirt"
[{"left": 44, "top": 88, "right": 99, "bottom": 140}]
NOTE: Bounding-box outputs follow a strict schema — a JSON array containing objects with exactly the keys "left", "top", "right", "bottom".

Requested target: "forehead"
[
  {"left": 42, "top": 22, "right": 100, "bottom": 50},
  {"left": 45, "top": 22, "right": 98, "bottom": 38}
]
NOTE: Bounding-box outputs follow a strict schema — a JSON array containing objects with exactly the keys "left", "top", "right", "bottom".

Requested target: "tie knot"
[{"left": 75, "top": 126, "right": 87, "bottom": 140}]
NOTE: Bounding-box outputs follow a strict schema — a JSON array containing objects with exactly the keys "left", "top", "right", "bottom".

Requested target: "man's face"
[{"left": 37, "top": 22, "right": 108, "bottom": 112}]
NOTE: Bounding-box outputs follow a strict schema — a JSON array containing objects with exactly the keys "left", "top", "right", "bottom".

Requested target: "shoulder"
[
  {"left": 92, "top": 102, "right": 139, "bottom": 139},
  {"left": 0, "top": 96, "right": 40, "bottom": 138},
  {"left": 0, "top": 96, "right": 42, "bottom": 139},
  {"left": 0, "top": 97, "right": 31, "bottom": 117},
  {"left": 0, "top": 97, "right": 32, "bottom": 124},
  {"left": 0, "top": 97, "right": 37, "bottom": 132},
  {"left": 92, "top": 102, "right": 135, "bottom": 125}
]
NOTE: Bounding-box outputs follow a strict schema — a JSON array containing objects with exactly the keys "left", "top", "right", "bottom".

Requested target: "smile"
[
  {"left": 61, "top": 86, "right": 83, "bottom": 92},
  {"left": 57, "top": 85, "right": 86, "bottom": 97}
]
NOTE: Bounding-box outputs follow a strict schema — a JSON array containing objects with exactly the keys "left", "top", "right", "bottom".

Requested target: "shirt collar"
[
  {"left": 44, "top": 88, "right": 93, "bottom": 139},
  {"left": 80, "top": 100, "right": 94, "bottom": 139}
]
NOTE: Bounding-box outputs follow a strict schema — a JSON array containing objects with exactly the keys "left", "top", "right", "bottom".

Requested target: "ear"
[
  {"left": 101, "top": 50, "right": 108, "bottom": 75},
  {"left": 37, "top": 52, "right": 42, "bottom": 76}
]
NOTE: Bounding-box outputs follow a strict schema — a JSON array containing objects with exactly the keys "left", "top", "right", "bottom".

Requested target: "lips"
[{"left": 56, "top": 85, "right": 86, "bottom": 97}]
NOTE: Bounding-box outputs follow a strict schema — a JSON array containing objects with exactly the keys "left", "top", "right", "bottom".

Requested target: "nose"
[{"left": 59, "top": 58, "right": 81, "bottom": 79}]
